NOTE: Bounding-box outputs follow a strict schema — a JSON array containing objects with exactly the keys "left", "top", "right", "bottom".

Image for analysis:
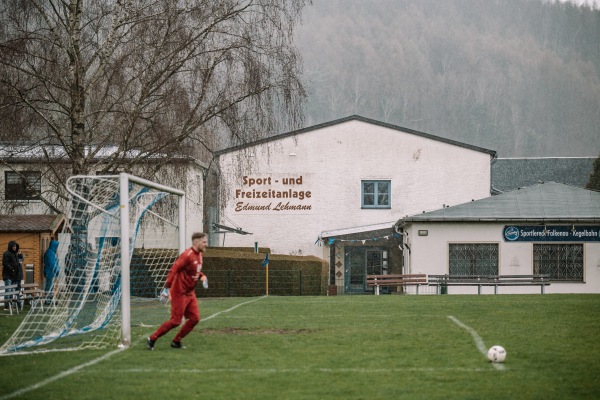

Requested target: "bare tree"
[{"left": 0, "top": 0, "right": 308, "bottom": 203}]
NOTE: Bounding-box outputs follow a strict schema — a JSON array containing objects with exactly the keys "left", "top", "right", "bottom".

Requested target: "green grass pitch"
[{"left": 1, "top": 295, "right": 599, "bottom": 399}]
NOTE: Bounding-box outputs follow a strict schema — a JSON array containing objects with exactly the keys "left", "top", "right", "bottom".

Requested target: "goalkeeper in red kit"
[{"left": 147, "top": 232, "right": 209, "bottom": 350}]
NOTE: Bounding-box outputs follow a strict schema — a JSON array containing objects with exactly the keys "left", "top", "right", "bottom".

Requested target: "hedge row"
[
  {"left": 208, "top": 246, "right": 271, "bottom": 254},
  {"left": 201, "top": 250, "right": 328, "bottom": 297},
  {"left": 130, "top": 248, "right": 328, "bottom": 297}
]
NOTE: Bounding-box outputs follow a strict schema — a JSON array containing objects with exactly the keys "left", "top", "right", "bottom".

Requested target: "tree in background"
[
  {"left": 0, "top": 0, "right": 307, "bottom": 211},
  {"left": 296, "top": 0, "right": 600, "bottom": 157},
  {"left": 586, "top": 155, "right": 600, "bottom": 191}
]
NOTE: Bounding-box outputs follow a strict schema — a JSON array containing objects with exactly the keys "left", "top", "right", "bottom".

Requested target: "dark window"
[
  {"left": 5, "top": 171, "right": 41, "bottom": 200},
  {"left": 361, "top": 180, "right": 390, "bottom": 208},
  {"left": 533, "top": 244, "right": 583, "bottom": 281},
  {"left": 449, "top": 243, "right": 499, "bottom": 275}
]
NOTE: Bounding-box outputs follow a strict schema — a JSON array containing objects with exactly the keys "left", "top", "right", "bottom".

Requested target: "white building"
[
  {"left": 397, "top": 182, "right": 600, "bottom": 294},
  {"left": 0, "top": 146, "right": 206, "bottom": 246},
  {"left": 216, "top": 115, "right": 496, "bottom": 293}
]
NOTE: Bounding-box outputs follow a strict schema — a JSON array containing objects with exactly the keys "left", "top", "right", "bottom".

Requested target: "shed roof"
[
  {"left": 398, "top": 182, "right": 600, "bottom": 224},
  {"left": 321, "top": 221, "right": 397, "bottom": 238},
  {"left": 0, "top": 145, "right": 208, "bottom": 169},
  {"left": 492, "top": 157, "right": 595, "bottom": 192},
  {"left": 216, "top": 115, "right": 496, "bottom": 157},
  {"left": 0, "top": 214, "right": 64, "bottom": 233}
]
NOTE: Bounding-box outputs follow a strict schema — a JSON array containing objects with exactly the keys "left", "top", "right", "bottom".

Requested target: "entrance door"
[{"left": 345, "top": 247, "right": 387, "bottom": 293}]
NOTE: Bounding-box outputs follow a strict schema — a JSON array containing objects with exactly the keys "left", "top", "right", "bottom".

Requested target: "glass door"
[
  {"left": 345, "top": 247, "right": 366, "bottom": 293},
  {"left": 345, "top": 247, "right": 386, "bottom": 293}
]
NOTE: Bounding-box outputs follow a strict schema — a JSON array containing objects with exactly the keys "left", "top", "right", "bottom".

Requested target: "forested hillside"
[{"left": 295, "top": 0, "right": 600, "bottom": 156}]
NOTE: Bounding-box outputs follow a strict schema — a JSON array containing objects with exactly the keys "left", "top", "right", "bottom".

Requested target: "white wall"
[
  {"left": 218, "top": 119, "right": 493, "bottom": 257},
  {"left": 404, "top": 222, "right": 600, "bottom": 294}
]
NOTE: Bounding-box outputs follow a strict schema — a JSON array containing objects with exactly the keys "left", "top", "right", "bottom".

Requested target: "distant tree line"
[{"left": 296, "top": 0, "right": 600, "bottom": 157}]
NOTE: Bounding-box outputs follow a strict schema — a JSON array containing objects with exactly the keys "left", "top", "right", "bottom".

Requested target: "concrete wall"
[
  {"left": 404, "top": 222, "right": 600, "bottom": 294},
  {"left": 218, "top": 119, "right": 493, "bottom": 258}
]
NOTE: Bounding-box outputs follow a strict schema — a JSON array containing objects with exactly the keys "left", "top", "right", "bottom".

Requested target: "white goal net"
[{"left": 0, "top": 173, "right": 185, "bottom": 355}]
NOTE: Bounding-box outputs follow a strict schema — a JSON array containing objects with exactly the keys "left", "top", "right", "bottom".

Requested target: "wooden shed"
[{"left": 0, "top": 214, "right": 64, "bottom": 286}]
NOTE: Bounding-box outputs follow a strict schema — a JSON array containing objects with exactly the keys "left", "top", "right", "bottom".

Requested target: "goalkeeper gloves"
[
  {"left": 201, "top": 276, "right": 208, "bottom": 289},
  {"left": 159, "top": 288, "right": 170, "bottom": 303}
]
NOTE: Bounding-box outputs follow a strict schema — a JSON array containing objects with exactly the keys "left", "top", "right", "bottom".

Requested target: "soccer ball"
[{"left": 487, "top": 345, "right": 507, "bottom": 363}]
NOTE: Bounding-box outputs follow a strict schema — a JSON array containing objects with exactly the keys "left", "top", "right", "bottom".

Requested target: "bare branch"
[{"left": 0, "top": 0, "right": 308, "bottom": 213}]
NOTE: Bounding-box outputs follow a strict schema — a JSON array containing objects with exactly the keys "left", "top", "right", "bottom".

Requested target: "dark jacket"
[
  {"left": 2, "top": 240, "right": 19, "bottom": 281},
  {"left": 16, "top": 243, "right": 24, "bottom": 281},
  {"left": 44, "top": 240, "right": 60, "bottom": 279}
]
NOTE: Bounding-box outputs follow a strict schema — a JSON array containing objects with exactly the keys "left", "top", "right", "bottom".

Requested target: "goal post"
[
  {"left": 118, "top": 173, "right": 186, "bottom": 348},
  {"left": 0, "top": 173, "right": 186, "bottom": 355}
]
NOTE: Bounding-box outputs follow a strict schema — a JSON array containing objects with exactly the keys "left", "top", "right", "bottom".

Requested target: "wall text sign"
[
  {"left": 233, "top": 174, "right": 313, "bottom": 214},
  {"left": 503, "top": 225, "right": 600, "bottom": 242}
]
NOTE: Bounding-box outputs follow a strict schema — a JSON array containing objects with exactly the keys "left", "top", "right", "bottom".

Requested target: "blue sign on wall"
[{"left": 503, "top": 225, "right": 600, "bottom": 242}]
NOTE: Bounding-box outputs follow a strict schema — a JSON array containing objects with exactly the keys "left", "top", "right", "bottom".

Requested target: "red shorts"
[
  {"left": 150, "top": 292, "right": 200, "bottom": 342},
  {"left": 170, "top": 292, "right": 200, "bottom": 324}
]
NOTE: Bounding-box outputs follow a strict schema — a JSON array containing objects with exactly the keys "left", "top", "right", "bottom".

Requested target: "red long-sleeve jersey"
[{"left": 165, "top": 247, "right": 205, "bottom": 296}]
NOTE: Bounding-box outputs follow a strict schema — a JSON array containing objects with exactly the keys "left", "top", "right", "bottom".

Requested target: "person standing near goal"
[{"left": 147, "top": 232, "right": 209, "bottom": 350}]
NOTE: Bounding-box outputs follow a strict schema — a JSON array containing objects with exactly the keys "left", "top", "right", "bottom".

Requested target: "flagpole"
[{"left": 262, "top": 252, "right": 269, "bottom": 297}]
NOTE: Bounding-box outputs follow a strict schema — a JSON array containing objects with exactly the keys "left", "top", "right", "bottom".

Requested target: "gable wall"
[{"left": 218, "top": 120, "right": 493, "bottom": 257}]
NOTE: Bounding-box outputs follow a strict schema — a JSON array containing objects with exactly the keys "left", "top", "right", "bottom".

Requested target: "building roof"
[
  {"left": 492, "top": 157, "right": 595, "bottom": 192},
  {"left": 0, "top": 214, "right": 65, "bottom": 233},
  {"left": 0, "top": 145, "right": 208, "bottom": 169},
  {"left": 216, "top": 115, "right": 496, "bottom": 157},
  {"left": 321, "top": 221, "right": 397, "bottom": 238},
  {"left": 398, "top": 182, "right": 600, "bottom": 224}
]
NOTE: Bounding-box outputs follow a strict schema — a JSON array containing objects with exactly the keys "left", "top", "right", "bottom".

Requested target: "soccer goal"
[{"left": 0, "top": 173, "right": 185, "bottom": 355}]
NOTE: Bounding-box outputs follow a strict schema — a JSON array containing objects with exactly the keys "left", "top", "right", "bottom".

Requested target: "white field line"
[
  {"left": 201, "top": 296, "right": 265, "bottom": 322},
  {"left": 106, "top": 366, "right": 491, "bottom": 374},
  {"left": 219, "top": 314, "right": 445, "bottom": 319},
  {"left": 0, "top": 348, "right": 124, "bottom": 400},
  {"left": 448, "top": 316, "right": 505, "bottom": 371},
  {"left": 0, "top": 296, "right": 267, "bottom": 400}
]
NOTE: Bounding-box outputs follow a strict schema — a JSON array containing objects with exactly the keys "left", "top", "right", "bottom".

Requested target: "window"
[
  {"left": 361, "top": 180, "right": 390, "bottom": 208},
  {"left": 5, "top": 171, "right": 41, "bottom": 200},
  {"left": 449, "top": 243, "right": 499, "bottom": 275},
  {"left": 533, "top": 244, "right": 583, "bottom": 281}
]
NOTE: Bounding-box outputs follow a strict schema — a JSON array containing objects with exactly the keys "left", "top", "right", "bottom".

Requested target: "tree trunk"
[{"left": 68, "top": 0, "right": 86, "bottom": 175}]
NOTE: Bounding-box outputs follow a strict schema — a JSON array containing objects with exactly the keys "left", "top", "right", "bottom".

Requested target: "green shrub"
[
  {"left": 201, "top": 251, "right": 328, "bottom": 297},
  {"left": 129, "top": 248, "right": 328, "bottom": 297}
]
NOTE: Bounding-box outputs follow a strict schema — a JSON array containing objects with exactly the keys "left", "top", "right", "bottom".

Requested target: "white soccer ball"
[{"left": 487, "top": 345, "right": 507, "bottom": 363}]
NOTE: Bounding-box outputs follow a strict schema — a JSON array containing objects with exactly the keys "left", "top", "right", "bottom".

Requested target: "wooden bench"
[
  {"left": 21, "top": 283, "right": 44, "bottom": 311},
  {"left": 428, "top": 274, "right": 551, "bottom": 295},
  {"left": 367, "top": 274, "right": 428, "bottom": 295},
  {"left": 1, "top": 284, "right": 21, "bottom": 315}
]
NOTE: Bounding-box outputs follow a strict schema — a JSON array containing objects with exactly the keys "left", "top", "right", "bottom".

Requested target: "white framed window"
[
  {"left": 5, "top": 171, "right": 41, "bottom": 200},
  {"left": 361, "top": 180, "right": 390, "bottom": 209}
]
